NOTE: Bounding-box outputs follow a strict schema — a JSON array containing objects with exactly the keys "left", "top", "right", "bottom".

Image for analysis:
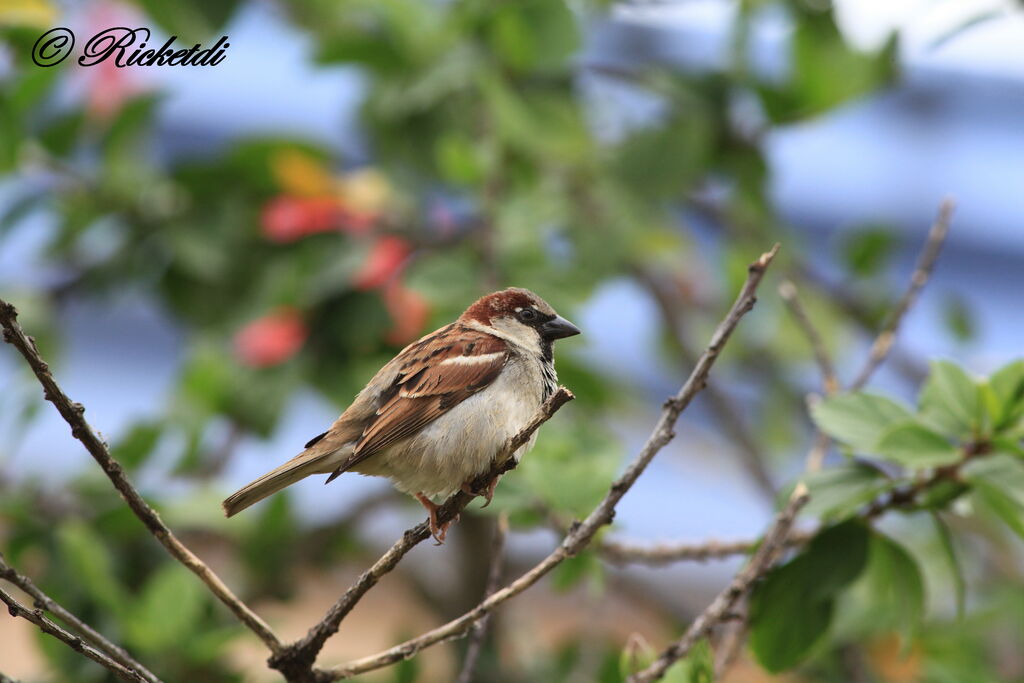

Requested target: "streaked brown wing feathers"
[{"left": 341, "top": 327, "right": 509, "bottom": 469}]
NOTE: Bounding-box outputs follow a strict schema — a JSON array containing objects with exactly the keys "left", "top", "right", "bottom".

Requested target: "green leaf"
[
  {"left": 803, "top": 520, "right": 871, "bottom": 599},
  {"left": 0, "top": 100, "right": 20, "bottom": 172},
  {"left": 919, "top": 360, "right": 982, "bottom": 438},
  {"left": 874, "top": 421, "right": 960, "bottom": 468},
  {"left": 942, "top": 294, "right": 975, "bottom": 343},
  {"left": 434, "top": 133, "right": 483, "bottom": 186},
  {"left": 487, "top": 0, "right": 579, "bottom": 73},
  {"left": 841, "top": 225, "right": 895, "bottom": 276},
  {"left": 614, "top": 113, "right": 715, "bottom": 199},
  {"left": 802, "top": 462, "right": 892, "bottom": 521},
  {"left": 749, "top": 557, "right": 834, "bottom": 673},
  {"left": 674, "top": 639, "right": 714, "bottom": 683},
  {"left": 111, "top": 421, "right": 162, "bottom": 471},
  {"left": 930, "top": 512, "right": 965, "bottom": 617},
  {"left": 131, "top": 0, "right": 241, "bottom": 38},
  {"left": 917, "top": 478, "right": 969, "bottom": 510},
  {"left": 964, "top": 455, "right": 1024, "bottom": 540},
  {"left": 56, "top": 522, "right": 128, "bottom": 618},
  {"left": 987, "top": 360, "right": 1024, "bottom": 432},
  {"left": 124, "top": 564, "right": 206, "bottom": 652},
  {"left": 37, "top": 108, "right": 85, "bottom": 157},
  {"left": 759, "top": 11, "right": 898, "bottom": 122},
  {"left": 240, "top": 492, "right": 298, "bottom": 597},
  {"left": 810, "top": 392, "right": 914, "bottom": 454},
  {"left": 749, "top": 521, "right": 870, "bottom": 672},
  {"left": 862, "top": 531, "right": 926, "bottom": 642}
]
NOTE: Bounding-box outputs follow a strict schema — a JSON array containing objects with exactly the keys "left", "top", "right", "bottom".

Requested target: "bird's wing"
[{"left": 328, "top": 326, "right": 510, "bottom": 478}]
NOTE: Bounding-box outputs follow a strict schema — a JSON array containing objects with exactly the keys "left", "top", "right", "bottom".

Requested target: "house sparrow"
[{"left": 222, "top": 288, "right": 580, "bottom": 542}]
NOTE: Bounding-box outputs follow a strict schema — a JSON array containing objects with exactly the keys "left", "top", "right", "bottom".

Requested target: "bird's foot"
[
  {"left": 415, "top": 492, "right": 452, "bottom": 545},
  {"left": 461, "top": 475, "right": 500, "bottom": 508}
]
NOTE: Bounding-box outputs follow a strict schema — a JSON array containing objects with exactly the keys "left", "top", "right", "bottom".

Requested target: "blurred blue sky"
[{"left": 2, "top": 1, "right": 1023, "bottom": 581}]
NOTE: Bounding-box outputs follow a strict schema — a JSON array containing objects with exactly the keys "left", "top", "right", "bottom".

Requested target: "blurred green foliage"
[{"left": 1, "top": 1, "right": 1021, "bottom": 682}]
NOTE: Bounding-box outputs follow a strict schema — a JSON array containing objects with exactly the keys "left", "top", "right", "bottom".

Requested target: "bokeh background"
[{"left": 1, "top": 0, "right": 1023, "bottom": 681}]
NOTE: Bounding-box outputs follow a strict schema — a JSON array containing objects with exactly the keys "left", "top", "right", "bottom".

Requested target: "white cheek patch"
[{"left": 440, "top": 352, "right": 505, "bottom": 366}]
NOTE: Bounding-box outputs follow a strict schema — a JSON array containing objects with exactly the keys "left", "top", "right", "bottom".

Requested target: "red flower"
[
  {"left": 352, "top": 236, "right": 412, "bottom": 290},
  {"left": 234, "top": 308, "right": 308, "bottom": 367},
  {"left": 382, "top": 281, "right": 430, "bottom": 345},
  {"left": 261, "top": 196, "right": 378, "bottom": 243},
  {"left": 261, "top": 196, "right": 340, "bottom": 243}
]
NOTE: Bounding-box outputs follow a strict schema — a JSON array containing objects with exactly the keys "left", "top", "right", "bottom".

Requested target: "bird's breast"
[{"left": 367, "top": 354, "right": 550, "bottom": 498}]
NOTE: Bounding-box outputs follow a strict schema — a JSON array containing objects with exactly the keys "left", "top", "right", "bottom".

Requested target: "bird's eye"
[{"left": 518, "top": 308, "right": 537, "bottom": 322}]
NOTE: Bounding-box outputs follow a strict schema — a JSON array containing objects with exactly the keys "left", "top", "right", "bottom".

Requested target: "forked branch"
[
  {"left": 0, "top": 553, "right": 159, "bottom": 683},
  {"left": 0, "top": 299, "right": 282, "bottom": 654},
  {"left": 319, "top": 244, "right": 780, "bottom": 680}
]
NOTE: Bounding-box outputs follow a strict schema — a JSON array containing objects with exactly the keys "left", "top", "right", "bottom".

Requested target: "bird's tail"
[{"left": 222, "top": 447, "right": 340, "bottom": 517}]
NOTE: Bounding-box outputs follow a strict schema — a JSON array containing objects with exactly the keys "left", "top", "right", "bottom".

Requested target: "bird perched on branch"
[{"left": 222, "top": 288, "right": 580, "bottom": 542}]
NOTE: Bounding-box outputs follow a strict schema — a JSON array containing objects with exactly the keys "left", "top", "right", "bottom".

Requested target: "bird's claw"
[
  {"left": 416, "top": 492, "right": 455, "bottom": 545},
  {"left": 461, "top": 475, "right": 500, "bottom": 508}
]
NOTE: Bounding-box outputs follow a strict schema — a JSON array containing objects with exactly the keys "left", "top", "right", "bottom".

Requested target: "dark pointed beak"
[{"left": 540, "top": 315, "right": 581, "bottom": 340}]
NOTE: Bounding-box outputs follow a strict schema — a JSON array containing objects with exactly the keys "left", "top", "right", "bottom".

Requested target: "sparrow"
[{"left": 222, "top": 288, "right": 580, "bottom": 542}]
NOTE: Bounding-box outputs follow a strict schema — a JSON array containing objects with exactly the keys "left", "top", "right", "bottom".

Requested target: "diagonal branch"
[
  {"left": 269, "top": 387, "right": 576, "bottom": 682},
  {"left": 0, "top": 553, "right": 159, "bottom": 683},
  {"left": 0, "top": 585, "right": 149, "bottom": 683},
  {"left": 0, "top": 298, "right": 283, "bottom": 654},
  {"left": 850, "top": 199, "right": 954, "bottom": 390},
  {"left": 321, "top": 244, "right": 780, "bottom": 680},
  {"left": 637, "top": 200, "right": 956, "bottom": 681},
  {"left": 778, "top": 280, "right": 839, "bottom": 396},
  {"left": 627, "top": 485, "right": 810, "bottom": 682},
  {"left": 635, "top": 268, "right": 776, "bottom": 500}
]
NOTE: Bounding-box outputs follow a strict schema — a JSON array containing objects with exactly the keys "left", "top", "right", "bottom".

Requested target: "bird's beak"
[{"left": 541, "top": 315, "right": 581, "bottom": 340}]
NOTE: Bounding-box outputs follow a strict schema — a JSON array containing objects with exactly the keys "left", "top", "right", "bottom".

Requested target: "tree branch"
[
  {"left": 778, "top": 279, "right": 839, "bottom": 396},
  {"left": 455, "top": 513, "right": 509, "bottom": 683},
  {"left": 627, "top": 485, "right": 810, "bottom": 682},
  {"left": 0, "top": 298, "right": 283, "bottom": 654},
  {"left": 0, "top": 553, "right": 159, "bottom": 683},
  {"left": 321, "top": 244, "right": 780, "bottom": 680},
  {"left": 598, "top": 531, "right": 812, "bottom": 566},
  {"left": 638, "top": 200, "right": 956, "bottom": 681},
  {"left": 269, "top": 387, "right": 575, "bottom": 682},
  {"left": 635, "top": 268, "right": 776, "bottom": 500},
  {"left": 0, "top": 586, "right": 149, "bottom": 683},
  {"left": 849, "top": 199, "right": 954, "bottom": 390}
]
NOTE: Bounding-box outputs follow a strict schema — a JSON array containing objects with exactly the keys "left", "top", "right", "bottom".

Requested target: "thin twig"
[
  {"left": 0, "top": 299, "right": 283, "bottom": 654},
  {"left": 627, "top": 485, "right": 810, "bottom": 683},
  {"left": 455, "top": 513, "right": 509, "bottom": 683},
  {"left": 802, "top": 430, "right": 832, "bottom": 475},
  {"left": 778, "top": 279, "right": 839, "bottom": 396},
  {"left": 270, "top": 388, "right": 576, "bottom": 682},
  {"left": 322, "top": 245, "right": 780, "bottom": 680},
  {"left": 598, "top": 531, "right": 812, "bottom": 566},
  {"left": 849, "top": 200, "right": 954, "bottom": 390},
  {"left": 0, "top": 586, "right": 148, "bottom": 683},
  {"left": 713, "top": 609, "right": 749, "bottom": 677},
  {"left": 647, "top": 201, "right": 955, "bottom": 681},
  {"left": 0, "top": 553, "right": 160, "bottom": 683},
  {"left": 635, "top": 268, "right": 776, "bottom": 499}
]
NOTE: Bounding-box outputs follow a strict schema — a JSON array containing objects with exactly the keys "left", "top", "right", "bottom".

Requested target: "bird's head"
[{"left": 461, "top": 288, "right": 580, "bottom": 351}]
